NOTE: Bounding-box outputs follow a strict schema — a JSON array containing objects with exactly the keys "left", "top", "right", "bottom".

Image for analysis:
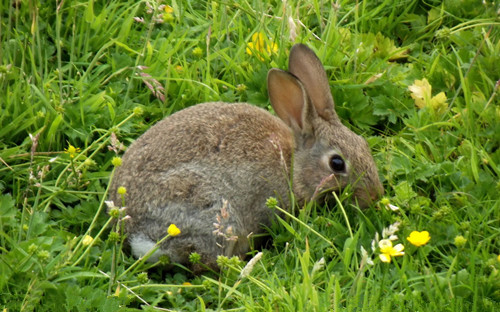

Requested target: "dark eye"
[{"left": 329, "top": 155, "right": 346, "bottom": 172}]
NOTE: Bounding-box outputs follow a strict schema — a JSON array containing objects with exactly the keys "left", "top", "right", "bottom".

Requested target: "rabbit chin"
[{"left": 129, "top": 233, "right": 165, "bottom": 263}]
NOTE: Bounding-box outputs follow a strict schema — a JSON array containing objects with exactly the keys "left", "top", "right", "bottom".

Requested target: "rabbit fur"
[{"left": 110, "top": 44, "right": 384, "bottom": 271}]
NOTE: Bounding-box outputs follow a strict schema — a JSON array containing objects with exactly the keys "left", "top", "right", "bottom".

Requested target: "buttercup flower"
[
  {"left": 408, "top": 78, "right": 447, "bottom": 114},
  {"left": 379, "top": 239, "right": 404, "bottom": 263},
  {"left": 453, "top": 235, "right": 467, "bottom": 248},
  {"left": 112, "top": 156, "right": 122, "bottom": 167},
  {"left": 168, "top": 224, "right": 181, "bottom": 236},
  {"left": 407, "top": 231, "right": 431, "bottom": 247},
  {"left": 164, "top": 5, "right": 174, "bottom": 13},
  {"left": 82, "top": 235, "right": 94, "bottom": 246},
  {"left": 192, "top": 47, "right": 203, "bottom": 58},
  {"left": 65, "top": 144, "right": 81, "bottom": 158},
  {"left": 246, "top": 32, "right": 278, "bottom": 61},
  {"left": 117, "top": 186, "right": 127, "bottom": 195}
]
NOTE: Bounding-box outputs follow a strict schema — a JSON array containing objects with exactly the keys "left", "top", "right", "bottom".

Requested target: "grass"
[{"left": 0, "top": 0, "right": 499, "bottom": 311}]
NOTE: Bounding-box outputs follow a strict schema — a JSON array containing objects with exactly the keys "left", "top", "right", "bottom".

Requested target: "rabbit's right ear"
[{"left": 267, "top": 68, "right": 312, "bottom": 133}]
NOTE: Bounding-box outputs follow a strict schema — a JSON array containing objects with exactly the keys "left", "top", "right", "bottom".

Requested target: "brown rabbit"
[{"left": 110, "top": 44, "right": 384, "bottom": 270}]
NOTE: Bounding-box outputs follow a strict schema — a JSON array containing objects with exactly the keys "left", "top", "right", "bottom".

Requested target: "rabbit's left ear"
[
  {"left": 267, "top": 68, "right": 312, "bottom": 134},
  {"left": 288, "top": 44, "right": 337, "bottom": 122}
]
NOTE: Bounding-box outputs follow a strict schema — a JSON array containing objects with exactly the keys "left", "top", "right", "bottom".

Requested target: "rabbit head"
[{"left": 268, "top": 44, "right": 384, "bottom": 207}]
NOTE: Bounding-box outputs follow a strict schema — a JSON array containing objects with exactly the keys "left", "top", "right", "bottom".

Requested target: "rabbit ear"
[
  {"left": 288, "top": 44, "right": 337, "bottom": 121},
  {"left": 267, "top": 68, "right": 312, "bottom": 132}
]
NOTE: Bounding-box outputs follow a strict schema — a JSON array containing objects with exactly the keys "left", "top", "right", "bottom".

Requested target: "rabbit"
[{"left": 110, "top": 43, "right": 384, "bottom": 271}]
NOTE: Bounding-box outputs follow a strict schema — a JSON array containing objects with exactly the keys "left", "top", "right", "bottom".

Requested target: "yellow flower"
[
  {"left": 164, "top": 5, "right": 174, "bottom": 13},
  {"left": 380, "top": 197, "right": 390, "bottom": 205},
  {"left": 65, "top": 144, "right": 81, "bottom": 158},
  {"left": 378, "top": 239, "right": 404, "bottom": 263},
  {"left": 82, "top": 235, "right": 94, "bottom": 246},
  {"left": 453, "top": 235, "right": 467, "bottom": 248},
  {"left": 246, "top": 32, "right": 278, "bottom": 61},
  {"left": 163, "top": 13, "right": 174, "bottom": 23},
  {"left": 133, "top": 106, "right": 144, "bottom": 116},
  {"left": 408, "top": 78, "right": 447, "bottom": 114},
  {"left": 192, "top": 47, "right": 203, "bottom": 58},
  {"left": 497, "top": 254, "right": 500, "bottom": 263},
  {"left": 114, "top": 284, "right": 121, "bottom": 297},
  {"left": 167, "top": 224, "right": 181, "bottom": 236},
  {"left": 407, "top": 231, "right": 431, "bottom": 247},
  {"left": 117, "top": 186, "right": 127, "bottom": 195},
  {"left": 112, "top": 156, "right": 122, "bottom": 167}
]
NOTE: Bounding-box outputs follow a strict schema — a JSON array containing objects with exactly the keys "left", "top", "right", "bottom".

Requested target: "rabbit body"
[
  {"left": 111, "top": 44, "right": 384, "bottom": 270},
  {"left": 112, "top": 103, "right": 293, "bottom": 269}
]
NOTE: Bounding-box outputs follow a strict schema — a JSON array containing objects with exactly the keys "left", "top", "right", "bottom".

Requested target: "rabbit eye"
[{"left": 329, "top": 155, "right": 346, "bottom": 172}]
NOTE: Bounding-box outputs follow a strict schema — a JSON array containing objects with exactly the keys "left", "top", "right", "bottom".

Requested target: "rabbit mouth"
[{"left": 311, "top": 181, "right": 374, "bottom": 209}]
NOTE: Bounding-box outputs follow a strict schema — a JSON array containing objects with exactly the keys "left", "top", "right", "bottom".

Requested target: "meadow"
[{"left": 0, "top": 0, "right": 499, "bottom": 311}]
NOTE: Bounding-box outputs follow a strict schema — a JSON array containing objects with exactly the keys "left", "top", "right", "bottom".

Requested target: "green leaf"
[{"left": 0, "top": 194, "right": 16, "bottom": 219}]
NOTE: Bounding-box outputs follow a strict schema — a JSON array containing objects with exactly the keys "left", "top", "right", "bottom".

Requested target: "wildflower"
[
  {"left": 453, "top": 235, "right": 467, "bottom": 248},
  {"left": 84, "top": 158, "right": 96, "bottom": 168},
  {"left": 167, "top": 223, "right": 181, "bottom": 236},
  {"left": 65, "top": 144, "right": 81, "bottom": 158},
  {"left": 380, "top": 197, "right": 390, "bottom": 205},
  {"left": 175, "top": 65, "right": 183, "bottom": 73},
  {"left": 105, "top": 200, "right": 117, "bottom": 210},
  {"left": 117, "top": 186, "right": 127, "bottom": 195},
  {"left": 108, "top": 231, "right": 121, "bottom": 243},
  {"left": 360, "top": 246, "right": 374, "bottom": 266},
  {"left": 236, "top": 83, "right": 247, "bottom": 94},
  {"left": 28, "top": 243, "right": 38, "bottom": 254},
  {"left": 133, "top": 106, "right": 144, "bottom": 116},
  {"left": 246, "top": 32, "right": 278, "bottom": 61},
  {"left": 408, "top": 78, "right": 447, "bottom": 114},
  {"left": 137, "top": 272, "right": 149, "bottom": 284},
  {"left": 382, "top": 221, "right": 401, "bottom": 240},
  {"left": 182, "top": 282, "right": 192, "bottom": 286},
  {"left": 378, "top": 239, "right": 404, "bottom": 263},
  {"left": 407, "top": 231, "right": 431, "bottom": 247},
  {"left": 114, "top": 285, "right": 121, "bottom": 297},
  {"left": 266, "top": 197, "right": 278, "bottom": 209},
  {"left": 192, "top": 47, "right": 203, "bottom": 58},
  {"left": 380, "top": 197, "right": 400, "bottom": 211},
  {"left": 497, "top": 254, "right": 500, "bottom": 263},
  {"left": 109, "top": 208, "right": 120, "bottom": 218},
  {"left": 82, "top": 235, "right": 94, "bottom": 246},
  {"left": 163, "top": 12, "right": 174, "bottom": 23},
  {"left": 189, "top": 252, "right": 201, "bottom": 264},
  {"left": 37, "top": 250, "right": 50, "bottom": 261},
  {"left": 159, "top": 254, "right": 170, "bottom": 265},
  {"left": 164, "top": 5, "right": 174, "bottom": 13},
  {"left": 112, "top": 156, "right": 122, "bottom": 167}
]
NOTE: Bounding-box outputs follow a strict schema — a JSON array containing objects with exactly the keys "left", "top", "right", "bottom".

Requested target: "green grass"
[{"left": 1, "top": 0, "right": 499, "bottom": 311}]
